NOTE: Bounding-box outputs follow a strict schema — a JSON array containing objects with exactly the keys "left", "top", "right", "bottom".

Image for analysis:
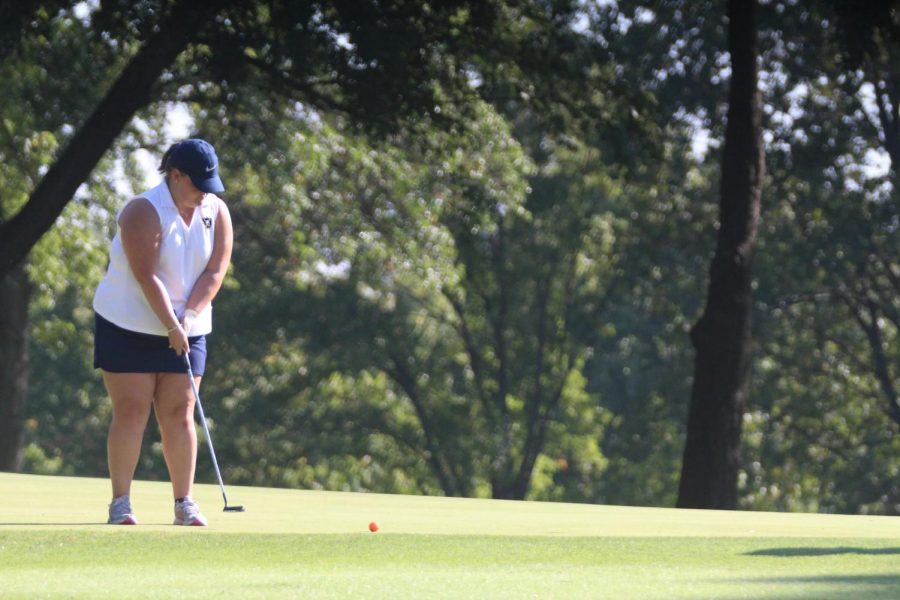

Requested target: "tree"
[
  {"left": 827, "top": 0, "right": 900, "bottom": 428},
  {"left": 0, "top": 0, "right": 594, "bottom": 471},
  {"left": 677, "top": 0, "right": 764, "bottom": 509},
  {"left": 0, "top": 6, "right": 131, "bottom": 470},
  {"left": 0, "top": 0, "right": 223, "bottom": 469},
  {"left": 736, "top": 0, "right": 900, "bottom": 513},
  {"left": 0, "top": 0, "right": 581, "bottom": 279},
  {"left": 0, "top": 264, "right": 29, "bottom": 470},
  {"left": 0, "top": 0, "right": 224, "bottom": 278},
  {"left": 193, "top": 93, "right": 616, "bottom": 499}
]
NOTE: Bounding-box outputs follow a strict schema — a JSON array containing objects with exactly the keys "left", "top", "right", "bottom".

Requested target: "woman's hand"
[
  {"left": 181, "top": 309, "right": 198, "bottom": 335},
  {"left": 167, "top": 324, "right": 190, "bottom": 356}
]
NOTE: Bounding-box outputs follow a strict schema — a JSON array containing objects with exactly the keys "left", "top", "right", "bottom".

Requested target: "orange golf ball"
[{"left": 368, "top": 521, "right": 379, "bottom": 532}]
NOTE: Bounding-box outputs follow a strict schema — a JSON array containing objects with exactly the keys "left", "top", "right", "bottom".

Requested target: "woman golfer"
[{"left": 93, "top": 138, "right": 233, "bottom": 526}]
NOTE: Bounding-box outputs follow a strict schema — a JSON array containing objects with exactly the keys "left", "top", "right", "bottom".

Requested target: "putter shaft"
[{"left": 183, "top": 353, "right": 244, "bottom": 512}]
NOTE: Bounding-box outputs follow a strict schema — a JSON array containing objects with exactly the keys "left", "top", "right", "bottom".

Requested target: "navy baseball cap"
[{"left": 168, "top": 138, "right": 225, "bottom": 193}]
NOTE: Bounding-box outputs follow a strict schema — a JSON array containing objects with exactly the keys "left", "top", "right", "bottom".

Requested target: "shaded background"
[{"left": 1, "top": 0, "right": 898, "bottom": 514}]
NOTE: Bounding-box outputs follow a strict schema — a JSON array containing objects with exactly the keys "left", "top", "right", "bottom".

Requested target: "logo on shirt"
[{"left": 202, "top": 217, "right": 212, "bottom": 228}]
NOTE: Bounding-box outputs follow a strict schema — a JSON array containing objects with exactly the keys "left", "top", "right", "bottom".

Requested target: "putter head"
[{"left": 224, "top": 505, "right": 245, "bottom": 512}]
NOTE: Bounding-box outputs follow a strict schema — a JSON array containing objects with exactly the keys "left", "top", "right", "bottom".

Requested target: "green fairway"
[{"left": 2, "top": 473, "right": 899, "bottom": 598}]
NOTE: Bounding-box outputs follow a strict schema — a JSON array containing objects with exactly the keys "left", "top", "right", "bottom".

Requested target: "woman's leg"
[
  {"left": 102, "top": 371, "right": 156, "bottom": 498},
  {"left": 153, "top": 372, "right": 200, "bottom": 499}
]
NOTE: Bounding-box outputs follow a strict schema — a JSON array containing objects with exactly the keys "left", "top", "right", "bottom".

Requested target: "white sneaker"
[
  {"left": 108, "top": 495, "right": 138, "bottom": 525},
  {"left": 174, "top": 497, "right": 208, "bottom": 526}
]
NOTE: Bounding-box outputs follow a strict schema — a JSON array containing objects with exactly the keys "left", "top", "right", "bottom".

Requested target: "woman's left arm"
[{"left": 184, "top": 199, "right": 233, "bottom": 324}]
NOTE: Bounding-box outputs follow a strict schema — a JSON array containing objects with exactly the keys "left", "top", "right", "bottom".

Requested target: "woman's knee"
[
  {"left": 111, "top": 401, "right": 151, "bottom": 429},
  {"left": 157, "top": 401, "right": 195, "bottom": 431},
  {"left": 104, "top": 372, "right": 155, "bottom": 428}
]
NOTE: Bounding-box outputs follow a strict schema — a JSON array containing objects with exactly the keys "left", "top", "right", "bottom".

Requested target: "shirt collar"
[{"left": 155, "top": 179, "right": 212, "bottom": 209}]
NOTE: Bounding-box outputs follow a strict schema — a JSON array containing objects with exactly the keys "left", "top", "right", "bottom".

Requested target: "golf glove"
[{"left": 181, "top": 308, "right": 199, "bottom": 335}]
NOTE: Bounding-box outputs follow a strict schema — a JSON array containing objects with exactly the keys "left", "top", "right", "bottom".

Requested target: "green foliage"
[
  {"left": 180, "top": 73, "right": 639, "bottom": 499},
  {"left": 740, "top": 1, "right": 900, "bottom": 515},
  {"left": 12, "top": 0, "right": 900, "bottom": 515},
  {"left": 1, "top": 7, "right": 171, "bottom": 478},
  {"left": 589, "top": 0, "right": 900, "bottom": 514}
]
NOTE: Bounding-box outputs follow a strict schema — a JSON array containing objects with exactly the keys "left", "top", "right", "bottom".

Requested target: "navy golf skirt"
[{"left": 93, "top": 313, "right": 208, "bottom": 375}]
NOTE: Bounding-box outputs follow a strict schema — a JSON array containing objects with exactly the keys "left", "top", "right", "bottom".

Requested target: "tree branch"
[
  {"left": 242, "top": 55, "right": 354, "bottom": 118},
  {"left": 441, "top": 288, "right": 493, "bottom": 418},
  {"left": 841, "top": 292, "right": 900, "bottom": 427},
  {"left": 0, "top": 0, "right": 227, "bottom": 278},
  {"left": 385, "top": 351, "right": 460, "bottom": 496}
]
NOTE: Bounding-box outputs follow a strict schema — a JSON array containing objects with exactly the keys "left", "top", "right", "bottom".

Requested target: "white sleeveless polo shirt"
[{"left": 93, "top": 181, "right": 220, "bottom": 336}]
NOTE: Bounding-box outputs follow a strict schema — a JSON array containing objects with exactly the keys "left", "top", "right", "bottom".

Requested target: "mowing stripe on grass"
[
  {"left": 1, "top": 531, "right": 899, "bottom": 599},
  {"left": 2, "top": 473, "right": 899, "bottom": 598}
]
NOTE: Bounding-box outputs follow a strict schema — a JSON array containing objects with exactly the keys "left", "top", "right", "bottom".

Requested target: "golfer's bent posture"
[{"left": 93, "top": 138, "right": 233, "bottom": 526}]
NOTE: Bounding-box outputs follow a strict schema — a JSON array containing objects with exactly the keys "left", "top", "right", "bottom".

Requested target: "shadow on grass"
[
  {"left": 747, "top": 547, "right": 900, "bottom": 557},
  {"left": 724, "top": 574, "right": 900, "bottom": 600},
  {"left": 0, "top": 523, "right": 104, "bottom": 526},
  {"left": 756, "top": 575, "right": 900, "bottom": 584}
]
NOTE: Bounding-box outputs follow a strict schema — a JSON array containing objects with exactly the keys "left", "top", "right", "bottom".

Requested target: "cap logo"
[{"left": 205, "top": 164, "right": 217, "bottom": 172}]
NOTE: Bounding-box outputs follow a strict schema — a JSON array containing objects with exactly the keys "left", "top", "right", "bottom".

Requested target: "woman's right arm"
[{"left": 119, "top": 198, "right": 190, "bottom": 355}]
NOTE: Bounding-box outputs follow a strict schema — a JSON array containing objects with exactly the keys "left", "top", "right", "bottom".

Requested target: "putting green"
[
  {"left": 2, "top": 472, "right": 898, "bottom": 537},
  {"left": 2, "top": 473, "right": 899, "bottom": 599}
]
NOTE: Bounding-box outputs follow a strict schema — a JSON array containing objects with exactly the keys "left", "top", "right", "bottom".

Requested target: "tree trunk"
[
  {"left": 0, "top": 263, "right": 31, "bottom": 471},
  {"left": 0, "top": 0, "right": 224, "bottom": 470},
  {"left": 677, "top": 0, "right": 764, "bottom": 509},
  {"left": 0, "top": 0, "right": 222, "bottom": 280}
]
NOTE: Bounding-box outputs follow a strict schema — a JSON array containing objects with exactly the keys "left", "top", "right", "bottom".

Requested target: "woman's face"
[{"left": 170, "top": 169, "right": 207, "bottom": 205}]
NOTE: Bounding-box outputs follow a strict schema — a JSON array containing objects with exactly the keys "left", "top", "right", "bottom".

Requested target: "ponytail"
[{"left": 158, "top": 143, "right": 179, "bottom": 175}]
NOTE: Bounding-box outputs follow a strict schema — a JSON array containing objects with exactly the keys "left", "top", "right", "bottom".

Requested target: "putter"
[{"left": 183, "top": 352, "right": 245, "bottom": 512}]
